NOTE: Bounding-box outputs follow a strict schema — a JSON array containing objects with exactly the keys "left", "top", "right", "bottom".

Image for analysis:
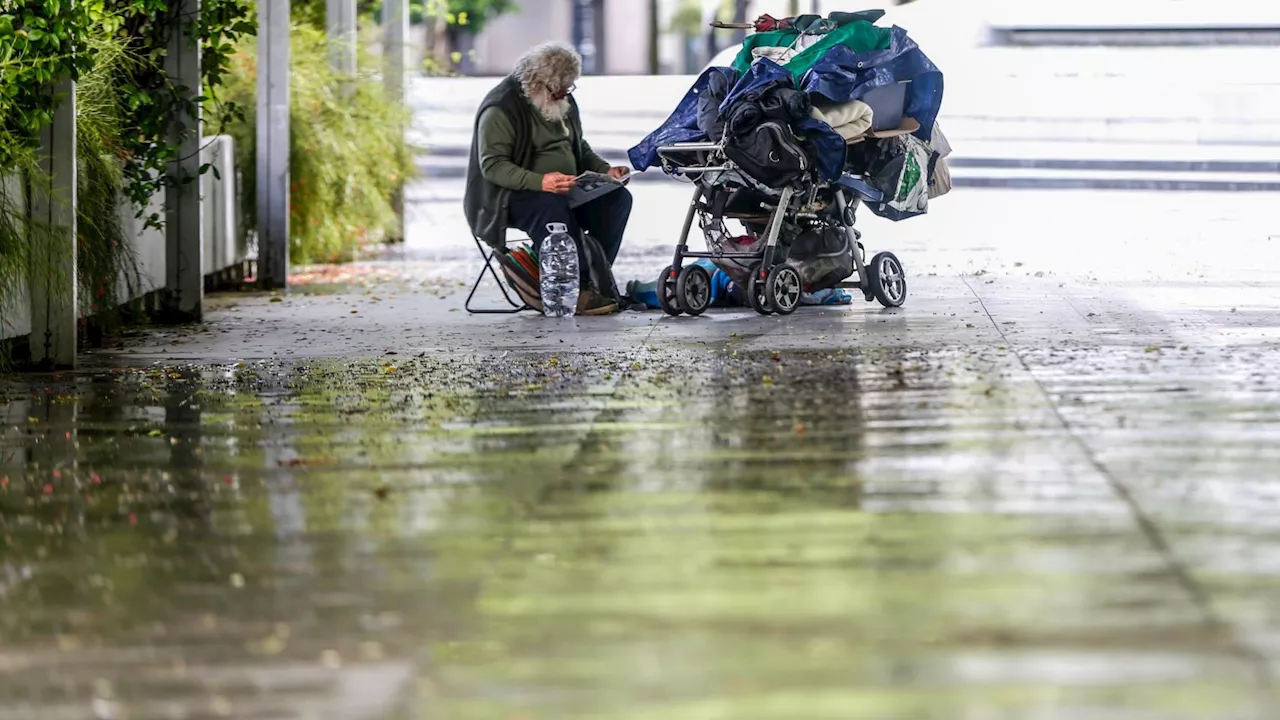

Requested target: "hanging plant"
[
  {"left": 0, "top": 0, "right": 96, "bottom": 168},
  {"left": 1, "top": 0, "right": 256, "bottom": 347},
  {"left": 106, "top": 0, "right": 257, "bottom": 227}
]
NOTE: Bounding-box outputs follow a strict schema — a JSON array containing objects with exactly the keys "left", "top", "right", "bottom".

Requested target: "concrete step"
[{"left": 413, "top": 141, "right": 1280, "bottom": 190}]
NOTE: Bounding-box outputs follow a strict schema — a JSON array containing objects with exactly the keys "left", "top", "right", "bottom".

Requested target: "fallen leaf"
[{"left": 279, "top": 457, "right": 338, "bottom": 467}]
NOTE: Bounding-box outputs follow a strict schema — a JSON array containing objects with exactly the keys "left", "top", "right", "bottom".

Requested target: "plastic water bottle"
[{"left": 539, "top": 222, "right": 579, "bottom": 317}]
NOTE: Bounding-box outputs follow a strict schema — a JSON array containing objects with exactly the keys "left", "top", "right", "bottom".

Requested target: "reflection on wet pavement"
[{"left": 1, "top": 347, "right": 1277, "bottom": 719}]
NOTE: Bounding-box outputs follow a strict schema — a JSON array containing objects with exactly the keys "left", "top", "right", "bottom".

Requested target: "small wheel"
[
  {"left": 867, "top": 251, "right": 907, "bottom": 308},
  {"left": 765, "top": 263, "right": 802, "bottom": 315},
  {"left": 746, "top": 264, "right": 772, "bottom": 315},
  {"left": 657, "top": 265, "right": 682, "bottom": 316},
  {"left": 676, "top": 264, "right": 711, "bottom": 316}
]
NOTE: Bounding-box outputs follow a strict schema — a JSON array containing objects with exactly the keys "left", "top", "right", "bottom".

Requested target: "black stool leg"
[{"left": 465, "top": 238, "right": 531, "bottom": 314}]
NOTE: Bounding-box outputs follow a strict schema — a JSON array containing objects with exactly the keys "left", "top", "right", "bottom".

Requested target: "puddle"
[{"left": 0, "top": 350, "right": 1271, "bottom": 718}]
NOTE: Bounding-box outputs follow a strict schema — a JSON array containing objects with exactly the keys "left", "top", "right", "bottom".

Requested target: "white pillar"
[
  {"left": 163, "top": 0, "right": 204, "bottom": 322},
  {"left": 383, "top": 0, "right": 409, "bottom": 243},
  {"left": 258, "top": 0, "right": 291, "bottom": 290},
  {"left": 327, "top": 0, "right": 358, "bottom": 77},
  {"left": 28, "top": 80, "right": 77, "bottom": 369},
  {"left": 383, "top": 0, "right": 408, "bottom": 103}
]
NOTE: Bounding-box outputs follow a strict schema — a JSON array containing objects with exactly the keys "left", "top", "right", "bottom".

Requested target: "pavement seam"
[{"left": 959, "top": 274, "right": 1277, "bottom": 686}]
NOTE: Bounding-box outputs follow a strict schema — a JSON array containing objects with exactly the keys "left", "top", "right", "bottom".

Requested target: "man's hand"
[
  {"left": 607, "top": 166, "right": 630, "bottom": 181},
  {"left": 541, "top": 172, "right": 576, "bottom": 195}
]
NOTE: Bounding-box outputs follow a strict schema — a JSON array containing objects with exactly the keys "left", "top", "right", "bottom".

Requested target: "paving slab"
[{"left": 4, "top": 181, "right": 1280, "bottom": 718}]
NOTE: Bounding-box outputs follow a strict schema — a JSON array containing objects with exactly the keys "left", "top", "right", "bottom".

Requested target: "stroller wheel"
[
  {"left": 657, "top": 265, "right": 682, "bottom": 316},
  {"left": 747, "top": 265, "right": 772, "bottom": 315},
  {"left": 676, "top": 264, "right": 712, "bottom": 317},
  {"left": 867, "top": 252, "right": 907, "bottom": 308},
  {"left": 765, "top": 263, "right": 803, "bottom": 316}
]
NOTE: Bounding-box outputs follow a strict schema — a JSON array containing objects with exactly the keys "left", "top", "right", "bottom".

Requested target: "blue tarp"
[
  {"left": 626, "top": 66, "right": 738, "bottom": 172},
  {"left": 719, "top": 60, "right": 850, "bottom": 180},
  {"left": 628, "top": 25, "right": 943, "bottom": 182}
]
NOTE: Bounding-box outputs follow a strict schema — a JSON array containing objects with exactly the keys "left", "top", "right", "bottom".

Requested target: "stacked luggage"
[
  {"left": 625, "top": 9, "right": 951, "bottom": 315},
  {"left": 630, "top": 8, "right": 952, "bottom": 222}
]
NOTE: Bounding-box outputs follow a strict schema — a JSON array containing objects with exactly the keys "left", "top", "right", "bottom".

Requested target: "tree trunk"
[
  {"left": 733, "top": 0, "right": 749, "bottom": 44},
  {"left": 432, "top": 1, "right": 451, "bottom": 66}
]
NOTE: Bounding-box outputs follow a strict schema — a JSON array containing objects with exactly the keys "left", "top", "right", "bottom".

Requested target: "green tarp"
[{"left": 730, "top": 21, "right": 893, "bottom": 79}]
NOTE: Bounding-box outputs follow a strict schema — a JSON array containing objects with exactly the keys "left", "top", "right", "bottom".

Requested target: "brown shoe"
[{"left": 577, "top": 290, "right": 619, "bottom": 316}]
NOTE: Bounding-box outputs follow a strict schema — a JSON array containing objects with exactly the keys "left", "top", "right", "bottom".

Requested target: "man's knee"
[{"left": 612, "top": 187, "right": 634, "bottom": 215}]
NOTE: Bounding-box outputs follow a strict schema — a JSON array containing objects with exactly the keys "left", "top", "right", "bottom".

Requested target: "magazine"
[{"left": 567, "top": 170, "right": 630, "bottom": 209}]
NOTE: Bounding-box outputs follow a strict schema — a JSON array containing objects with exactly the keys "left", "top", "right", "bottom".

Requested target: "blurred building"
[
  {"left": 468, "top": 0, "right": 843, "bottom": 76},
  {"left": 470, "top": 0, "right": 653, "bottom": 76},
  {"left": 463, "top": 0, "right": 1279, "bottom": 78}
]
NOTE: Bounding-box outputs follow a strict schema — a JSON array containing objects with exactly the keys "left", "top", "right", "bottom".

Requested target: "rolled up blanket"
[
  {"left": 810, "top": 100, "right": 874, "bottom": 140},
  {"left": 726, "top": 102, "right": 765, "bottom": 137}
]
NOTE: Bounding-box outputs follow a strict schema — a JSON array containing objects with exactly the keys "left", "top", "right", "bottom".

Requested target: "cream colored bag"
[{"left": 929, "top": 155, "right": 952, "bottom": 199}]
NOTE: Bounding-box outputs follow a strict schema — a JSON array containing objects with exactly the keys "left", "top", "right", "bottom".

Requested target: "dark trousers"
[{"left": 507, "top": 188, "right": 632, "bottom": 286}]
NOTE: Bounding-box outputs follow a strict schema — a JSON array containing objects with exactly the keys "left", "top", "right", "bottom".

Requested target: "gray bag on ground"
[
  {"left": 580, "top": 233, "right": 621, "bottom": 303},
  {"left": 789, "top": 226, "right": 854, "bottom": 291}
]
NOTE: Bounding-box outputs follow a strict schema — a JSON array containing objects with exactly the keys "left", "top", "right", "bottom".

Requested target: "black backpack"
[{"left": 724, "top": 121, "right": 811, "bottom": 189}]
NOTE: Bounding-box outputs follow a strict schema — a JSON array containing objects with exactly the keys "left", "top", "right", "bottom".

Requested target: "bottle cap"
[{"left": 546, "top": 222, "right": 569, "bottom": 234}]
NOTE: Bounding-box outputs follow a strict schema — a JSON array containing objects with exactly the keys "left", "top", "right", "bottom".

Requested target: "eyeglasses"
[{"left": 550, "top": 84, "right": 576, "bottom": 101}]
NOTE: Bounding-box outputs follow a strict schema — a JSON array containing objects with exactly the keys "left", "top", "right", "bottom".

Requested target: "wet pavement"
[
  {"left": 4, "top": 254, "right": 1280, "bottom": 717},
  {"left": 6, "top": 61, "right": 1280, "bottom": 712}
]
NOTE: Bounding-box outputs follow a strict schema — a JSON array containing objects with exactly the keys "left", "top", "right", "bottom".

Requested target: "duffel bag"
[{"left": 724, "top": 121, "right": 811, "bottom": 189}]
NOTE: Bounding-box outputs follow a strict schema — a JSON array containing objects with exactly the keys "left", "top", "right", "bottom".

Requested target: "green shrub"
[
  {"left": 2, "top": 0, "right": 253, "bottom": 343},
  {"left": 0, "top": 12, "right": 141, "bottom": 335},
  {"left": 75, "top": 17, "right": 142, "bottom": 321},
  {"left": 216, "top": 23, "right": 414, "bottom": 265}
]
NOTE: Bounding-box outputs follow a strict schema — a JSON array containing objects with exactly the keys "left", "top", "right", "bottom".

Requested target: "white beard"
[{"left": 532, "top": 94, "right": 572, "bottom": 123}]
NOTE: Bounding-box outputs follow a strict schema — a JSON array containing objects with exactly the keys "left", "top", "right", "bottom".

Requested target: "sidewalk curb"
[
  {"left": 419, "top": 147, "right": 1280, "bottom": 174},
  {"left": 413, "top": 160, "right": 1280, "bottom": 192}
]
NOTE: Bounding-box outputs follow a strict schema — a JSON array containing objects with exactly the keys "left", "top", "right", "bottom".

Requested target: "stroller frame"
[{"left": 654, "top": 140, "right": 907, "bottom": 316}]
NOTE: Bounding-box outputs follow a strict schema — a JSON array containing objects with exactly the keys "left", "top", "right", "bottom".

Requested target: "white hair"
[{"left": 514, "top": 42, "right": 581, "bottom": 122}]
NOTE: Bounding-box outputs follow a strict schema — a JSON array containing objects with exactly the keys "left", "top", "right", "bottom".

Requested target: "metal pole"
[
  {"left": 326, "top": 0, "right": 357, "bottom": 77},
  {"left": 383, "top": 0, "right": 408, "bottom": 243},
  {"left": 28, "top": 79, "right": 77, "bottom": 369},
  {"left": 258, "top": 0, "right": 291, "bottom": 290},
  {"left": 163, "top": 0, "right": 204, "bottom": 322}
]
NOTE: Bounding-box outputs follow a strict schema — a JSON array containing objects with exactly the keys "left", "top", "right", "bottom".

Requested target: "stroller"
[
  {"left": 632, "top": 10, "right": 946, "bottom": 317},
  {"left": 652, "top": 139, "right": 906, "bottom": 316}
]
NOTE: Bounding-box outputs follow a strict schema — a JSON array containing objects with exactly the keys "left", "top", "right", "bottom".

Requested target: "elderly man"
[{"left": 464, "top": 42, "right": 632, "bottom": 315}]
